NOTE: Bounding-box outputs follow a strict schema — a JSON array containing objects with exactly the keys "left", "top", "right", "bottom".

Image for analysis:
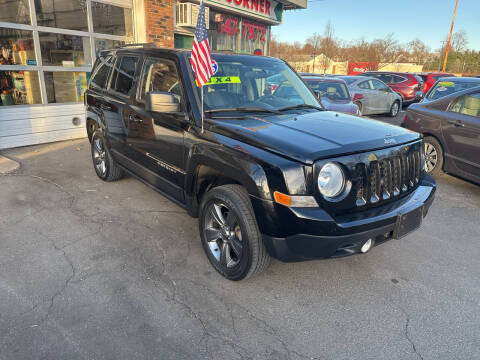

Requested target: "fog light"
[{"left": 361, "top": 238, "right": 373, "bottom": 253}]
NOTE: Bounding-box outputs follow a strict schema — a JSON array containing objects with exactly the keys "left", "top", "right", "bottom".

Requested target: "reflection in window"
[
  {"left": 44, "top": 71, "right": 88, "bottom": 103},
  {"left": 94, "top": 39, "right": 125, "bottom": 55},
  {"left": 0, "top": 0, "right": 31, "bottom": 24},
  {"left": 111, "top": 57, "right": 138, "bottom": 95},
  {"left": 0, "top": 71, "right": 42, "bottom": 106},
  {"left": 91, "top": 2, "right": 133, "bottom": 37},
  {"left": 35, "top": 0, "right": 88, "bottom": 32},
  {"left": 0, "top": 28, "right": 36, "bottom": 65},
  {"left": 39, "top": 32, "right": 91, "bottom": 67},
  {"left": 90, "top": 55, "right": 114, "bottom": 89}
]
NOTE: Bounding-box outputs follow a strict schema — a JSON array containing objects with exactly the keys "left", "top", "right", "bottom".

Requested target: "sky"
[{"left": 272, "top": 0, "right": 480, "bottom": 51}]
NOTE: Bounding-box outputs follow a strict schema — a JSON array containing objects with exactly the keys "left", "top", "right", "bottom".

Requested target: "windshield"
[
  {"left": 304, "top": 80, "right": 350, "bottom": 101},
  {"left": 191, "top": 55, "right": 320, "bottom": 112},
  {"left": 427, "top": 80, "right": 480, "bottom": 100}
]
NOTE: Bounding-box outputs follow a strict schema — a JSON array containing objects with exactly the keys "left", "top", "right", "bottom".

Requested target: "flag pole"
[{"left": 201, "top": 85, "right": 204, "bottom": 133}]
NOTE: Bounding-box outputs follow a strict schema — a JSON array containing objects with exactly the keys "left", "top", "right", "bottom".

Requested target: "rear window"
[
  {"left": 413, "top": 75, "right": 423, "bottom": 84},
  {"left": 90, "top": 55, "right": 114, "bottom": 89},
  {"left": 110, "top": 56, "right": 140, "bottom": 95},
  {"left": 427, "top": 80, "right": 480, "bottom": 100},
  {"left": 305, "top": 80, "right": 350, "bottom": 100}
]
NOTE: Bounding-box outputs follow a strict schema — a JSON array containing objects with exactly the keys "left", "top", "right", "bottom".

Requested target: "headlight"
[{"left": 318, "top": 162, "right": 346, "bottom": 199}]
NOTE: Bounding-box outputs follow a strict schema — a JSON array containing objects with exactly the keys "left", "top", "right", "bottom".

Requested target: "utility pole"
[{"left": 442, "top": 0, "right": 459, "bottom": 72}]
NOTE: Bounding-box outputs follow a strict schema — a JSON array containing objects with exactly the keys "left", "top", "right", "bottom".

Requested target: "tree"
[
  {"left": 319, "top": 21, "right": 337, "bottom": 74},
  {"left": 408, "top": 38, "right": 431, "bottom": 65}
]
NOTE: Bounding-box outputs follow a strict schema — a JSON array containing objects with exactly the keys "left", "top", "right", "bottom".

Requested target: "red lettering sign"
[{"left": 216, "top": 16, "right": 266, "bottom": 42}]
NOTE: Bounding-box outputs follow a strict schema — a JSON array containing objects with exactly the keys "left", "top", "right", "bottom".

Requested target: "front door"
[
  {"left": 442, "top": 91, "right": 480, "bottom": 180},
  {"left": 125, "top": 56, "right": 189, "bottom": 203},
  {"left": 371, "top": 79, "right": 391, "bottom": 112}
]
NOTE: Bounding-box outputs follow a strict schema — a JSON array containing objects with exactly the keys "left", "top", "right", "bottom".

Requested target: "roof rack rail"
[{"left": 117, "top": 42, "right": 157, "bottom": 49}]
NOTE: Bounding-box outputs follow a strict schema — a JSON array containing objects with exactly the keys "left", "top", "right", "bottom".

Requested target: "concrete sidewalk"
[{"left": 0, "top": 154, "right": 20, "bottom": 174}]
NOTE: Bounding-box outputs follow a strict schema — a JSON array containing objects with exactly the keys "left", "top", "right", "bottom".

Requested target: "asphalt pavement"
[{"left": 1, "top": 135, "right": 479, "bottom": 360}]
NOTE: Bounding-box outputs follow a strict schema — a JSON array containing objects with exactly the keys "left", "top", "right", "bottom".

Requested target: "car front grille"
[{"left": 355, "top": 147, "right": 422, "bottom": 207}]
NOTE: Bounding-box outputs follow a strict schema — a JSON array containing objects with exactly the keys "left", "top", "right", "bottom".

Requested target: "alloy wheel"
[
  {"left": 93, "top": 137, "right": 107, "bottom": 176},
  {"left": 424, "top": 142, "right": 438, "bottom": 173},
  {"left": 203, "top": 202, "right": 243, "bottom": 268},
  {"left": 391, "top": 102, "right": 399, "bottom": 116}
]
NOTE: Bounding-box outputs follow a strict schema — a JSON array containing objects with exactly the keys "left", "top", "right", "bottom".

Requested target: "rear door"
[
  {"left": 442, "top": 91, "right": 480, "bottom": 179},
  {"left": 371, "top": 79, "right": 391, "bottom": 111},
  {"left": 357, "top": 80, "right": 376, "bottom": 113},
  {"left": 104, "top": 55, "right": 141, "bottom": 159},
  {"left": 125, "top": 56, "right": 189, "bottom": 203}
]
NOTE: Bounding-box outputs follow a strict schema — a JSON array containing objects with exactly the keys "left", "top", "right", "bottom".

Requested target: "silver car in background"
[{"left": 337, "top": 75, "right": 403, "bottom": 117}]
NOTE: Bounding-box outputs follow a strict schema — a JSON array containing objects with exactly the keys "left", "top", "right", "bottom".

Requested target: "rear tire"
[
  {"left": 424, "top": 136, "right": 444, "bottom": 176},
  {"left": 91, "top": 130, "right": 123, "bottom": 182},
  {"left": 199, "top": 184, "right": 271, "bottom": 281},
  {"left": 389, "top": 100, "right": 400, "bottom": 117}
]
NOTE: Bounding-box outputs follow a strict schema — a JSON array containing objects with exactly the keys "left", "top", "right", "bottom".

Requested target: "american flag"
[{"left": 190, "top": 2, "right": 213, "bottom": 87}]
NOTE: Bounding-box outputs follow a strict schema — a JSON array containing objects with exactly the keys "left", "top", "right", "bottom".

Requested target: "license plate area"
[{"left": 393, "top": 206, "right": 424, "bottom": 239}]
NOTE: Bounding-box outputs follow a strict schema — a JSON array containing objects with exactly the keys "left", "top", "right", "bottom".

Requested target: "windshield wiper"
[
  {"left": 278, "top": 104, "right": 324, "bottom": 112},
  {"left": 205, "top": 107, "right": 282, "bottom": 115}
]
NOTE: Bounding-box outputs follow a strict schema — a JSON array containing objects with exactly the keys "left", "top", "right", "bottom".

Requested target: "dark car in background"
[
  {"left": 418, "top": 72, "right": 455, "bottom": 93},
  {"left": 336, "top": 75, "right": 402, "bottom": 116},
  {"left": 422, "top": 77, "right": 480, "bottom": 103},
  {"left": 402, "top": 86, "right": 480, "bottom": 183},
  {"left": 362, "top": 71, "right": 424, "bottom": 104},
  {"left": 301, "top": 75, "right": 359, "bottom": 115}
]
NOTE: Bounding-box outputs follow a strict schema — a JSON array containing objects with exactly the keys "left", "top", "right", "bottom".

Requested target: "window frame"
[
  {"left": 0, "top": 0, "right": 133, "bottom": 107},
  {"left": 108, "top": 54, "right": 140, "bottom": 97}
]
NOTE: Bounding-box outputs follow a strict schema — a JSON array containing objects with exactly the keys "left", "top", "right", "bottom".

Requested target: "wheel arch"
[{"left": 423, "top": 133, "right": 446, "bottom": 170}]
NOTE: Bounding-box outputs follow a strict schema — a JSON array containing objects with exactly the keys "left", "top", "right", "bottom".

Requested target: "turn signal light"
[{"left": 273, "top": 191, "right": 318, "bottom": 208}]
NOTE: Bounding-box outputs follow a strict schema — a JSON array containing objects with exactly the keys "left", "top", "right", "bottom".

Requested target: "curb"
[{"left": 0, "top": 155, "right": 20, "bottom": 174}]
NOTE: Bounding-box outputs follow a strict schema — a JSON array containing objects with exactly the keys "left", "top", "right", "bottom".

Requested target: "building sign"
[
  {"left": 347, "top": 62, "right": 378, "bottom": 75},
  {"left": 206, "top": 0, "right": 283, "bottom": 24},
  {"left": 216, "top": 15, "right": 266, "bottom": 42}
]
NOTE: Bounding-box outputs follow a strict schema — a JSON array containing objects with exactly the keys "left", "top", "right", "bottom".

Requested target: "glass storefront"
[{"left": 0, "top": 0, "right": 133, "bottom": 107}]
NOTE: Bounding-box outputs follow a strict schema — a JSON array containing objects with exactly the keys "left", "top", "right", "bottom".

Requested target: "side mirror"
[{"left": 146, "top": 91, "right": 180, "bottom": 113}]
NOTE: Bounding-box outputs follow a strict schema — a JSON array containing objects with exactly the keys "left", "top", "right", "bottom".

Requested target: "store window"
[
  {"left": 44, "top": 71, "right": 88, "bottom": 103},
  {"left": 39, "top": 32, "right": 92, "bottom": 67},
  {"left": 110, "top": 56, "right": 139, "bottom": 95},
  {"left": 0, "top": 0, "right": 31, "bottom": 24},
  {"left": 94, "top": 39, "right": 125, "bottom": 55},
  {"left": 35, "top": 0, "right": 89, "bottom": 32},
  {"left": 91, "top": 2, "right": 133, "bottom": 37},
  {"left": 0, "top": 28, "right": 36, "bottom": 66},
  {"left": 0, "top": 71, "right": 42, "bottom": 106}
]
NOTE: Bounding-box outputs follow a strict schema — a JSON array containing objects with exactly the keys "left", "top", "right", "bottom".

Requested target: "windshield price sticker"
[
  {"left": 438, "top": 81, "right": 455, "bottom": 87},
  {"left": 204, "top": 76, "right": 241, "bottom": 85}
]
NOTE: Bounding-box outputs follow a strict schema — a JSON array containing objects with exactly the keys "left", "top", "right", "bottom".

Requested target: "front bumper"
[{"left": 253, "top": 176, "right": 436, "bottom": 262}]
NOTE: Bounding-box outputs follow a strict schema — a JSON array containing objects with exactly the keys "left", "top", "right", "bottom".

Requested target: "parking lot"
[{"left": 1, "top": 126, "right": 479, "bottom": 359}]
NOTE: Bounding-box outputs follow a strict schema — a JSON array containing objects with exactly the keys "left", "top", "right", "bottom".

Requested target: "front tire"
[
  {"left": 389, "top": 100, "right": 400, "bottom": 117},
  {"left": 91, "top": 130, "right": 123, "bottom": 182},
  {"left": 424, "top": 136, "right": 444, "bottom": 176},
  {"left": 199, "top": 185, "right": 271, "bottom": 281}
]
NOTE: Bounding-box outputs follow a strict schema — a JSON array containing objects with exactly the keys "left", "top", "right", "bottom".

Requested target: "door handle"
[
  {"left": 129, "top": 114, "right": 143, "bottom": 123},
  {"left": 448, "top": 119, "right": 465, "bottom": 127}
]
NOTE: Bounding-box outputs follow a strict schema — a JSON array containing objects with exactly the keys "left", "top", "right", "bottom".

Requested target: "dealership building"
[{"left": 0, "top": 0, "right": 306, "bottom": 150}]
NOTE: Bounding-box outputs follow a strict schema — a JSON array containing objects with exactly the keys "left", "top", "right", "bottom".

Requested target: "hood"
[
  {"left": 322, "top": 98, "right": 359, "bottom": 115},
  {"left": 211, "top": 111, "right": 420, "bottom": 164}
]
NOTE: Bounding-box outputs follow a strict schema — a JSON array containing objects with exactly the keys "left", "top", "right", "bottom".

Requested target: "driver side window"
[{"left": 139, "top": 58, "right": 184, "bottom": 108}]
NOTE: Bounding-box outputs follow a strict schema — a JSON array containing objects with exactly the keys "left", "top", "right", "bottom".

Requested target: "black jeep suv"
[{"left": 85, "top": 46, "right": 436, "bottom": 280}]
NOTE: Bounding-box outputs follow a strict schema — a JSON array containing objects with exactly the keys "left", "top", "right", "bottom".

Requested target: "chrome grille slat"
[{"left": 355, "top": 146, "right": 422, "bottom": 207}]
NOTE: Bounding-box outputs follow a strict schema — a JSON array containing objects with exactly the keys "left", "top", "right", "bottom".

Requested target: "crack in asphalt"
[{"left": 404, "top": 315, "right": 424, "bottom": 360}]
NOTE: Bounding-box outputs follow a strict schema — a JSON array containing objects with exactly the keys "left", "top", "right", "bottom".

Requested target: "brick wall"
[{"left": 144, "top": 0, "right": 174, "bottom": 48}]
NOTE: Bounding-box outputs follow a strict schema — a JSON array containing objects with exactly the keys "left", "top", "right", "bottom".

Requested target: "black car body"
[
  {"left": 403, "top": 86, "right": 480, "bottom": 184},
  {"left": 85, "top": 47, "right": 436, "bottom": 280}
]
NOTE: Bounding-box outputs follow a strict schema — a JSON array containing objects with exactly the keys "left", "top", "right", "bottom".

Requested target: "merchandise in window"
[
  {"left": 0, "top": 28, "right": 36, "bottom": 66},
  {"left": 44, "top": 71, "right": 88, "bottom": 103},
  {"left": 94, "top": 39, "right": 125, "bottom": 55},
  {"left": 111, "top": 56, "right": 139, "bottom": 95},
  {"left": 0, "top": 0, "right": 31, "bottom": 24},
  {"left": 39, "top": 32, "right": 92, "bottom": 67},
  {"left": 35, "top": 0, "right": 89, "bottom": 32},
  {"left": 91, "top": 2, "right": 133, "bottom": 37},
  {"left": 0, "top": 71, "right": 42, "bottom": 106}
]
